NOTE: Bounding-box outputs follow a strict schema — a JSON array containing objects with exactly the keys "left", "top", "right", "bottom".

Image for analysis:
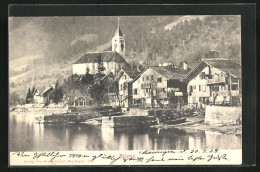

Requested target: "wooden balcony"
[
  {"left": 207, "top": 77, "right": 226, "bottom": 84},
  {"left": 231, "top": 90, "right": 240, "bottom": 96},
  {"left": 141, "top": 82, "right": 157, "bottom": 89}
]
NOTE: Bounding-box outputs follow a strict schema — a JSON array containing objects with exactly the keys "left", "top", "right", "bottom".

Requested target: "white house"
[
  {"left": 32, "top": 86, "right": 54, "bottom": 104},
  {"left": 181, "top": 58, "right": 241, "bottom": 106},
  {"left": 114, "top": 68, "right": 140, "bottom": 108},
  {"left": 130, "top": 65, "right": 188, "bottom": 108}
]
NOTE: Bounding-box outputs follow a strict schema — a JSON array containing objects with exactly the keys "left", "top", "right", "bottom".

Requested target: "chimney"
[{"left": 183, "top": 61, "right": 188, "bottom": 70}]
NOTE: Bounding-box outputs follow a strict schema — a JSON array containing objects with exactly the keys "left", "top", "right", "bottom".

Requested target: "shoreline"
[{"left": 151, "top": 116, "right": 242, "bottom": 135}]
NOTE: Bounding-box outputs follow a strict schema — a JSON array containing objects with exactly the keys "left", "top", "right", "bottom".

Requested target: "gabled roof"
[
  {"left": 113, "top": 70, "right": 126, "bottom": 82},
  {"left": 150, "top": 66, "right": 189, "bottom": 80},
  {"left": 181, "top": 58, "right": 241, "bottom": 83},
  {"left": 130, "top": 66, "right": 189, "bottom": 84},
  {"left": 73, "top": 51, "right": 126, "bottom": 64},
  {"left": 203, "top": 59, "right": 241, "bottom": 78},
  {"left": 129, "top": 67, "right": 148, "bottom": 84},
  {"left": 123, "top": 68, "right": 140, "bottom": 79},
  {"left": 114, "top": 68, "right": 141, "bottom": 82},
  {"left": 41, "top": 87, "right": 53, "bottom": 96}
]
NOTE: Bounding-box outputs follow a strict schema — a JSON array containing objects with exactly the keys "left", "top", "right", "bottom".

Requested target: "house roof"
[
  {"left": 129, "top": 67, "right": 148, "bottom": 84},
  {"left": 41, "top": 87, "right": 53, "bottom": 96},
  {"left": 129, "top": 66, "right": 189, "bottom": 84},
  {"left": 73, "top": 51, "right": 126, "bottom": 64},
  {"left": 203, "top": 59, "right": 241, "bottom": 78},
  {"left": 181, "top": 58, "right": 241, "bottom": 83},
  {"left": 150, "top": 66, "right": 189, "bottom": 80},
  {"left": 114, "top": 67, "right": 141, "bottom": 82},
  {"left": 123, "top": 68, "right": 140, "bottom": 79}
]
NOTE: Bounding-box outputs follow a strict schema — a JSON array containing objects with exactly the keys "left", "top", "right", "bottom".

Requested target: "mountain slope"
[{"left": 9, "top": 15, "right": 241, "bottom": 100}]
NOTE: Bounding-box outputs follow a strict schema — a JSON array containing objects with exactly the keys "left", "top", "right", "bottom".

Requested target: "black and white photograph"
[{"left": 9, "top": 14, "right": 244, "bottom": 165}]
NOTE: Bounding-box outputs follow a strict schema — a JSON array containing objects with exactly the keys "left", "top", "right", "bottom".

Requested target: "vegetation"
[
  {"left": 10, "top": 16, "right": 241, "bottom": 65},
  {"left": 25, "top": 86, "right": 36, "bottom": 103},
  {"left": 49, "top": 81, "right": 64, "bottom": 104},
  {"left": 10, "top": 92, "right": 25, "bottom": 106}
]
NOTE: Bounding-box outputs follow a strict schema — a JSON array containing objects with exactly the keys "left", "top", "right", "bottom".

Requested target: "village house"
[
  {"left": 31, "top": 86, "right": 53, "bottom": 104},
  {"left": 72, "top": 96, "right": 92, "bottom": 106},
  {"left": 181, "top": 58, "right": 241, "bottom": 106},
  {"left": 130, "top": 63, "right": 189, "bottom": 108},
  {"left": 72, "top": 22, "right": 127, "bottom": 75},
  {"left": 114, "top": 68, "right": 140, "bottom": 108}
]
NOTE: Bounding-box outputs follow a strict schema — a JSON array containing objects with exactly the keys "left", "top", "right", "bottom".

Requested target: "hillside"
[{"left": 9, "top": 15, "right": 241, "bottom": 101}]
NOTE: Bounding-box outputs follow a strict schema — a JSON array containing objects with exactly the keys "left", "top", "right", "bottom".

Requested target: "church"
[{"left": 72, "top": 20, "right": 128, "bottom": 75}]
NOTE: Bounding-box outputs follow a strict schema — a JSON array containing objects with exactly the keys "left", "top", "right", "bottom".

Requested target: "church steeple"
[
  {"left": 112, "top": 17, "right": 125, "bottom": 57},
  {"left": 114, "top": 17, "right": 123, "bottom": 37}
]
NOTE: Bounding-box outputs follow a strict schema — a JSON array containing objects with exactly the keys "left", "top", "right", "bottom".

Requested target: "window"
[
  {"left": 134, "top": 89, "right": 138, "bottom": 95},
  {"left": 147, "top": 76, "right": 149, "bottom": 81},
  {"left": 199, "top": 85, "right": 202, "bottom": 91},
  {"left": 157, "top": 77, "right": 162, "bottom": 83},
  {"left": 213, "top": 85, "right": 219, "bottom": 91},
  {"left": 190, "top": 86, "right": 193, "bottom": 92},
  {"left": 142, "top": 77, "right": 144, "bottom": 81},
  {"left": 124, "top": 75, "right": 127, "bottom": 79},
  {"left": 232, "top": 85, "right": 238, "bottom": 90},
  {"left": 202, "top": 72, "right": 205, "bottom": 79},
  {"left": 141, "top": 84, "right": 143, "bottom": 87},
  {"left": 151, "top": 75, "right": 154, "bottom": 80}
]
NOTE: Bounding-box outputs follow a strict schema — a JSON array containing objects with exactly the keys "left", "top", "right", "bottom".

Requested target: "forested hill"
[
  {"left": 9, "top": 16, "right": 241, "bottom": 102},
  {"left": 9, "top": 15, "right": 241, "bottom": 66}
]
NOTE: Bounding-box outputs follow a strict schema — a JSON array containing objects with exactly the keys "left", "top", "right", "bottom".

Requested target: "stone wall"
[
  {"left": 126, "top": 108, "right": 148, "bottom": 116},
  {"left": 205, "top": 106, "right": 242, "bottom": 124},
  {"left": 102, "top": 115, "right": 154, "bottom": 128}
]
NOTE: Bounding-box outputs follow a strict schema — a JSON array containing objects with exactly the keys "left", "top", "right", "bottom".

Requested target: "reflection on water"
[{"left": 9, "top": 113, "right": 242, "bottom": 151}]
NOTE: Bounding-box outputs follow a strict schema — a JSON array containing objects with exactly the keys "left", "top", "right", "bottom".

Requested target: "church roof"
[
  {"left": 114, "top": 26, "right": 123, "bottom": 37},
  {"left": 73, "top": 51, "right": 126, "bottom": 64}
]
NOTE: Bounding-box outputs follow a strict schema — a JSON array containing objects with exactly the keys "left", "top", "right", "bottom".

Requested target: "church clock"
[{"left": 114, "top": 43, "right": 118, "bottom": 49}]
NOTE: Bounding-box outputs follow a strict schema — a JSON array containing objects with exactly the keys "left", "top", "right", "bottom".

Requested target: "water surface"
[{"left": 9, "top": 113, "right": 242, "bottom": 151}]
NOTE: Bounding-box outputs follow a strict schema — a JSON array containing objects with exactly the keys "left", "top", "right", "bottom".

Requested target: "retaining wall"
[
  {"left": 205, "top": 106, "right": 242, "bottom": 124},
  {"left": 102, "top": 115, "right": 153, "bottom": 128}
]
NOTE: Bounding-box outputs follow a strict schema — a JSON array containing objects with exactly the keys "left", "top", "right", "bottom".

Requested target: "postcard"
[{"left": 9, "top": 14, "right": 242, "bottom": 166}]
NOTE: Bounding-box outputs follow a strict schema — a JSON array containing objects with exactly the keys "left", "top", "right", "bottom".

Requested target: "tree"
[
  {"left": 26, "top": 87, "right": 31, "bottom": 103},
  {"left": 97, "top": 54, "right": 105, "bottom": 75},
  {"left": 10, "top": 92, "right": 21, "bottom": 106},
  {"left": 81, "top": 67, "right": 94, "bottom": 85},
  {"left": 50, "top": 80, "right": 64, "bottom": 104}
]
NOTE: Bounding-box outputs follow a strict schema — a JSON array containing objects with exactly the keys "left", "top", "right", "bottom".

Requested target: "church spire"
[
  {"left": 112, "top": 17, "right": 125, "bottom": 57},
  {"left": 114, "top": 17, "right": 123, "bottom": 37}
]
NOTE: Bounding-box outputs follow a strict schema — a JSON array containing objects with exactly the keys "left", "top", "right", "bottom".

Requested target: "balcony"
[
  {"left": 156, "top": 94, "right": 167, "bottom": 99},
  {"left": 231, "top": 90, "right": 240, "bottom": 96},
  {"left": 189, "top": 91, "right": 210, "bottom": 97},
  {"left": 141, "top": 82, "right": 157, "bottom": 89},
  {"left": 207, "top": 77, "right": 226, "bottom": 84}
]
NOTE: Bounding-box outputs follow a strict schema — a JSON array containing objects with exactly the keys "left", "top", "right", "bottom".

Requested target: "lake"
[{"left": 9, "top": 112, "right": 242, "bottom": 151}]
